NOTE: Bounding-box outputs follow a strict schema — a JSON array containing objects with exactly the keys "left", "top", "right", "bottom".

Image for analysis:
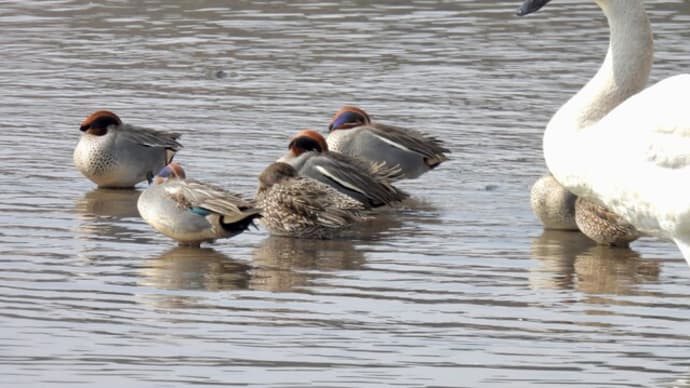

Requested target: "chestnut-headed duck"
[
  {"left": 277, "top": 129, "right": 407, "bottom": 208},
  {"left": 327, "top": 106, "right": 449, "bottom": 180},
  {"left": 74, "top": 110, "right": 182, "bottom": 188}
]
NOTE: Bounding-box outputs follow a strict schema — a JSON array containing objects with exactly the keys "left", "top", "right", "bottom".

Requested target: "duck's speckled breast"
[{"left": 74, "top": 131, "right": 168, "bottom": 188}]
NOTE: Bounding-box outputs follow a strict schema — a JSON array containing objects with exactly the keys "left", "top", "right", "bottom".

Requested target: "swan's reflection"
[
  {"left": 530, "top": 231, "right": 660, "bottom": 294},
  {"left": 250, "top": 236, "right": 366, "bottom": 292},
  {"left": 74, "top": 188, "right": 142, "bottom": 241},
  {"left": 139, "top": 246, "right": 252, "bottom": 291}
]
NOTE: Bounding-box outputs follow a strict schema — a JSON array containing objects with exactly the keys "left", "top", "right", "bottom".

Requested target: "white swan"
[{"left": 518, "top": 0, "right": 690, "bottom": 265}]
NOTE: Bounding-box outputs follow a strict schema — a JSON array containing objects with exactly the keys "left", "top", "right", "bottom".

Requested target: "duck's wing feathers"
[
  {"left": 328, "top": 151, "right": 405, "bottom": 183},
  {"left": 165, "top": 180, "right": 259, "bottom": 221},
  {"left": 310, "top": 153, "right": 408, "bottom": 206},
  {"left": 279, "top": 177, "right": 365, "bottom": 228},
  {"left": 118, "top": 124, "right": 183, "bottom": 152},
  {"left": 365, "top": 159, "right": 406, "bottom": 182},
  {"left": 368, "top": 123, "right": 450, "bottom": 161}
]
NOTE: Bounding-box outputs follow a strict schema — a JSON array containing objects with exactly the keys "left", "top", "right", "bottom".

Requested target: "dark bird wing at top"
[
  {"left": 119, "top": 123, "right": 183, "bottom": 151},
  {"left": 369, "top": 123, "right": 450, "bottom": 163},
  {"left": 305, "top": 152, "right": 408, "bottom": 207}
]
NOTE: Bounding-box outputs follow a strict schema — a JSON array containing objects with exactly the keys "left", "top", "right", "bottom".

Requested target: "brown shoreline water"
[{"left": 1, "top": 1, "right": 689, "bottom": 386}]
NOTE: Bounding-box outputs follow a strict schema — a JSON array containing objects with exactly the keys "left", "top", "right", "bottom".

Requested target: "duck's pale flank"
[{"left": 137, "top": 163, "right": 260, "bottom": 247}]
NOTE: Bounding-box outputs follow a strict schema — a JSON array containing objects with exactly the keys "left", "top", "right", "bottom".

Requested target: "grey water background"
[{"left": 1, "top": 0, "right": 689, "bottom": 386}]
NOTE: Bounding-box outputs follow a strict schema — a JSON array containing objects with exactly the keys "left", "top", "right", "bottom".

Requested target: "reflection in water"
[
  {"left": 574, "top": 246, "right": 660, "bottom": 295},
  {"left": 140, "top": 239, "right": 368, "bottom": 295},
  {"left": 347, "top": 198, "right": 446, "bottom": 244},
  {"left": 135, "top": 201, "right": 421, "bottom": 295},
  {"left": 140, "top": 246, "right": 251, "bottom": 291},
  {"left": 529, "top": 230, "right": 594, "bottom": 290},
  {"left": 662, "top": 375, "right": 690, "bottom": 388},
  {"left": 74, "top": 188, "right": 141, "bottom": 219},
  {"left": 530, "top": 231, "right": 660, "bottom": 294},
  {"left": 73, "top": 188, "right": 143, "bottom": 242},
  {"left": 351, "top": 208, "right": 407, "bottom": 241},
  {"left": 251, "top": 236, "right": 366, "bottom": 292}
]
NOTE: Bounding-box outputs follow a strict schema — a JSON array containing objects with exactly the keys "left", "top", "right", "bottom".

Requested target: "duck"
[
  {"left": 326, "top": 106, "right": 450, "bottom": 180},
  {"left": 518, "top": 0, "right": 690, "bottom": 264},
  {"left": 574, "top": 197, "right": 640, "bottom": 247},
  {"left": 137, "top": 163, "right": 261, "bottom": 247},
  {"left": 530, "top": 174, "right": 578, "bottom": 231},
  {"left": 255, "top": 162, "right": 368, "bottom": 239},
  {"left": 277, "top": 129, "right": 408, "bottom": 208},
  {"left": 533, "top": 176, "right": 642, "bottom": 247},
  {"left": 74, "top": 110, "right": 182, "bottom": 188},
  {"left": 531, "top": 175, "right": 639, "bottom": 246}
]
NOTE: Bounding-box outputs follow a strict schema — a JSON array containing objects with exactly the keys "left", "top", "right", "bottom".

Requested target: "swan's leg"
[{"left": 672, "top": 239, "right": 690, "bottom": 266}]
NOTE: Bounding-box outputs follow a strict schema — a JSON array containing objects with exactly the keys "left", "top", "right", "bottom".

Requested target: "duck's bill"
[{"left": 516, "top": 0, "right": 552, "bottom": 16}]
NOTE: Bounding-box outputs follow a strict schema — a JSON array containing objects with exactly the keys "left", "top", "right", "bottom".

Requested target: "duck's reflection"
[
  {"left": 529, "top": 230, "right": 659, "bottom": 294},
  {"left": 250, "top": 236, "right": 366, "bottom": 292},
  {"left": 74, "top": 188, "right": 143, "bottom": 241},
  {"left": 75, "top": 188, "right": 141, "bottom": 219},
  {"left": 574, "top": 245, "right": 659, "bottom": 295},
  {"left": 348, "top": 197, "right": 444, "bottom": 242},
  {"left": 139, "top": 246, "right": 251, "bottom": 291},
  {"left": 529, "top": 230, "right": 594, "bottom": 290},
  {"left": 351, "top": 208, "right": 407, "bottom": 240}
]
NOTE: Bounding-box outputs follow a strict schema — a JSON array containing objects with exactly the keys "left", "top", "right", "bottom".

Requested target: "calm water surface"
[{"left": 1, "top": 0, "right": 689, "bottom": 387}]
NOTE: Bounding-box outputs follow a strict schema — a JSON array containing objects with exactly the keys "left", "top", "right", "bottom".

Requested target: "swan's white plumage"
[{"left": 541, "top": 0, "right": 690, "bottom": 265}]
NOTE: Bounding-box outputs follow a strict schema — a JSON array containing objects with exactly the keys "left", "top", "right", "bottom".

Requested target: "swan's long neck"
[{"left": 544, "top": 0, "right": 653, "bottom": 196}]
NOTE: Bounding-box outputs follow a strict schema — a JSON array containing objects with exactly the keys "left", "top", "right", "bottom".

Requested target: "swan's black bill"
[{"left": 517, "top": 0, "right": 552, "bottom": 16}]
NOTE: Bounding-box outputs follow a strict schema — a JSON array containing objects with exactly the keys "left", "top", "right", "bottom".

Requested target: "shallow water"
[{"left": 1, "top": 0, "right": 689, "bottom": 386}]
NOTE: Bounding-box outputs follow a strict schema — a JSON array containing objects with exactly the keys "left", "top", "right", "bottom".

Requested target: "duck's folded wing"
[
  {"left": 165, "top": 180, "right": 258, "bottom": 221},
  {"left": 279, "top": 179, "right": 363, "bottom": 228},
  {"left": 328, "top": 151, "right": 405, "bottom": 183},
  {"left": 119, "top": 124, "right": 183, "bottom": 151},
  {"left": 368, "top": 123, "right": 450, "bottom": 160},
  {"left": 309, "top": 154, "right": 408, "bottom": 205}
]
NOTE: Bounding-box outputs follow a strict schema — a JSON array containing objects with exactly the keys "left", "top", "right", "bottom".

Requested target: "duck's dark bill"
[{"left": 517, "top": 0, "right": 552, "bottom": 16}]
